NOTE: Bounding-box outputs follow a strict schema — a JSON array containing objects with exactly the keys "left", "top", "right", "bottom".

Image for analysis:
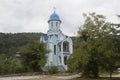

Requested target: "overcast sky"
[{"left": 0, "top": 0, "right": 120, "bottom": 36}]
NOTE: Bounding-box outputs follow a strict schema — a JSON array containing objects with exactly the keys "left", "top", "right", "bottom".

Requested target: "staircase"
[{"left": 42, "top": 65, "right": 67, "bottom": 72}]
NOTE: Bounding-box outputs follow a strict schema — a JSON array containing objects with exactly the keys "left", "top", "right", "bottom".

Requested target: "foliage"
[
  {"left": 67, "top": 13, "right": 120, "bottom": 78},
  {"left": 19, "top": 41, "right": 47, "bottom": 72},
  {"left": 0, "top": 32, "right": 46, "bottom": 74},
  {"left": 0, "top": 33, "right": 43, "bottom": 56},
  {"left": 0, "top": 54, "right": 23, "bottom": 74},
  {"left": 48, "top": 66, "right": 58, "bottom": 74}
]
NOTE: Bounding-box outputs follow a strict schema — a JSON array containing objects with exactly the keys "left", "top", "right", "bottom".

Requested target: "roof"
[
  {"left": 42, "top": 35, "right": 48, "bottom": 41},
  {"left": 49, "top": 11, "right": 60, "bottom": 20}
]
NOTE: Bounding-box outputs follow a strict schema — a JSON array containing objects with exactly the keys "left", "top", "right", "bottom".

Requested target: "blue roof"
[
  {"left": 42, "top": 35, "right": 48, "bottom": 41},
  {"left": 49, "top": 11, "right": 60, "bottom": 20}
]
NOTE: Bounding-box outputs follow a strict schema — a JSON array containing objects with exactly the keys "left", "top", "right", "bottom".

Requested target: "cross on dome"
[
  {"left": 49, "top": 8, "right": 60, "bottom": 20},
  {"left": 53, "top": 7, "right": 56, "bottom": 12}
]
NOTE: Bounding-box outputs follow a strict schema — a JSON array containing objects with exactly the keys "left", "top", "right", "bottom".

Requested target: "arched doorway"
[{"left": 64, "top": 56, "right": 67, "bottom": 65}]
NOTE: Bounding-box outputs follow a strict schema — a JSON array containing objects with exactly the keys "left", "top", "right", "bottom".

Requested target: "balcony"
[{"left": 63, "top": 51, "right": 70, "bottom": 54}]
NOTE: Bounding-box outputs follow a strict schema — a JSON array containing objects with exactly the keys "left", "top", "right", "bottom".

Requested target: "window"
[
  {"left": 54, "top": 45, "right": 56, "bottom": 55},
  {"left": 56, "top": 22, "right": 58, "bottom": 27},
  {"left": 51, "top": 22, "right": 53, "bottom": 28},
  {"left": 63, "top": 41, "right": 69, "bottom": 52}
]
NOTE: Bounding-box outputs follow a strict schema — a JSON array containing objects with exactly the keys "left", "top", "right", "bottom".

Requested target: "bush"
[{"left": 48, "top": 66, "right": 58, "bottom": 74}]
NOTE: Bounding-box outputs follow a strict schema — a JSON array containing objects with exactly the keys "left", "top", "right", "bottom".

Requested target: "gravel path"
[
  {"left": 0, "top": 75, "right": 71, "bottom": 80},
  {"left": 0, "top": 74, "right": 119, "bottom": 80}
]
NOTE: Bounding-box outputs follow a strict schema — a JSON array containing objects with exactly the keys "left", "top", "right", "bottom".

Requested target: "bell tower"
[
  {"left": 48, "top": 8, "right": 61, "bottom": 31},
  {"left": 47, "top": 10, "right": 62, "bottom": 36}
]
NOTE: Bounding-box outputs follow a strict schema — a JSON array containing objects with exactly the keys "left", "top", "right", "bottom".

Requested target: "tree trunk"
[
  {"left": 81, "top": 65, "right": 90, "bottom": 78},
  {"left": 110, "top": 71, "right": 113, "bottom": 79}
]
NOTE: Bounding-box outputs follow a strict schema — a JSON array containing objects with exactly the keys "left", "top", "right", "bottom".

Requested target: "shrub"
[{"left": 48, "top": 66, "right": 58, "bottom": 74}]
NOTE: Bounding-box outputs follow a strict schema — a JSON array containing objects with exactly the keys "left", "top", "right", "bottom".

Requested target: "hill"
[{"left": 0, "top": 32, "right": 44, "bottom": 56}]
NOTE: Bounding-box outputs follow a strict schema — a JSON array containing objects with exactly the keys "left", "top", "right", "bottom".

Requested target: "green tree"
[
  {"left": 0, "top": 33, "right": 45, "bottom": 74},
  {"left": 97, "top": 36, "right": 120, "bottom": 78},
  {"left": 19, "top": 41, "right": 46, "bottom": 72},
  {"left": 0, "top": 54, "right": 22, "bottom": 74},
  {"left": 68, "top": 13, "right": 120, "bottom": 78}
]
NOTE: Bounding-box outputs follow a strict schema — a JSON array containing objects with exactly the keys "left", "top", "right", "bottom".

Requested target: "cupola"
[{"left": 48, "top": 11, "right": 61, "bottom": 23}]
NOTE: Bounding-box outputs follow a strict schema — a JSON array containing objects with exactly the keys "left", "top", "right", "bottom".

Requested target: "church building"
[{"left": 41, "top": 11, "right": 73, "bottom": 71}]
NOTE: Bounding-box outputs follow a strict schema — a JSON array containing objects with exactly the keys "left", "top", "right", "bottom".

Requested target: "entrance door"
[{"left": 64, "top": 56, "right": 67, "bottom": 65}]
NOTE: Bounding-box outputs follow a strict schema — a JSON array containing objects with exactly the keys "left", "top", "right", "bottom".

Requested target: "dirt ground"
[
  {"left": 0, "top": 75, "right": 67, "bottom": 80},
  {"left": 22, "top": 77, "right": 65, "bottom": 80},
  {"left": 1, "top": 73, "right": 119, "bottom": 80}
]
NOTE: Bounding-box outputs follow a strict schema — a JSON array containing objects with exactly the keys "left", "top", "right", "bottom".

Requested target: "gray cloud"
[{"left": 0, "top": 0, "right": 120, "bottom": 36}]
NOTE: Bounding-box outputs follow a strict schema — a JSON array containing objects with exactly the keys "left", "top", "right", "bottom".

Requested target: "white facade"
[{"left": 41, "top": 11, "right": 73, "bottom": 71}]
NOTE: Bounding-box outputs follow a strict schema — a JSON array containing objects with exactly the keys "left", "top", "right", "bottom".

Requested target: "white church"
[{"left": 41, "top": 11, "right": 73, "bottom": 71}]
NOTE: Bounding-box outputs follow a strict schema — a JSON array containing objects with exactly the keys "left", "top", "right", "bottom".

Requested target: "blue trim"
[{"left": 43, "top": 35, "right": 48, "bottom": 41}]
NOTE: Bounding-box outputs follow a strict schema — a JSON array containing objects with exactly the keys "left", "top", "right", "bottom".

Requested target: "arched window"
[
  {"left": 63, "top": 41, "right": 69, "bottom": 52},
  {"left": 56, "top": 22, "right": 58, "bottom": 27},
  {"left": 54, "top": 45, "right": 56, "bottom": 55},
  {"left": 51, "top": 22, "right": 53, "bottom": 28}
]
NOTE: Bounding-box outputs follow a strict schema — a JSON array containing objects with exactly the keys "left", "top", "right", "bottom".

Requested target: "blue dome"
[{"left": 49, "top": 12, "right": 60, "bottom": 20}]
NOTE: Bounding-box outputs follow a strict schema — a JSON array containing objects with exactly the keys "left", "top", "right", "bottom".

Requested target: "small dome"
[{"left": 49, "top": 11, "right": 60, "bottom": 20}]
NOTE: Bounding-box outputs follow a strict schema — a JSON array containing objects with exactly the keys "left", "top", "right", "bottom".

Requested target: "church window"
[
  {"left": 56, "top": 22, "right": 58, "bottom": 27},
  {"left": 54, "top": 45, "right": 56, "bottom": 55},
  {"left": 63, "top": 41, "right": 69, "bottom": 52},
  {"left": 51, "top": 22, "right": 53, "bottom": 28},
  {"left": 55, "top": 34, "right": 58, "bottom": 38}
]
